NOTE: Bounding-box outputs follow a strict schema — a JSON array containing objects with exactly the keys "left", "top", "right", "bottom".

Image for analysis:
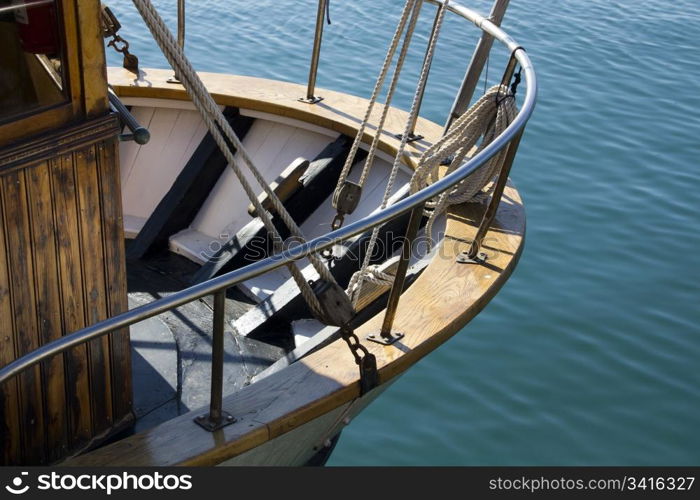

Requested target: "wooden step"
[
  {"left": 190, "top": 134, "right": 364, "bottom": 285},
  {"left": 168, "top": 118, "right": 332, "bottom": 265},
  {"left": 126, "top": 107, "right": 254, "bottom": 259}
]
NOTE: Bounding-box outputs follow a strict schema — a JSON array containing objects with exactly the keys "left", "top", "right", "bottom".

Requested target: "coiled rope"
[
  {"left": 410, "top": 84, "right": 518, "bottom": 246},
  {"left": 346, "top": 263, "right": 394, "bottom": 301}
]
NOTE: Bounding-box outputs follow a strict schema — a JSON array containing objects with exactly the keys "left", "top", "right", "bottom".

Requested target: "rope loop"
[{"left": 409, "top": 83, "right": 518, "bottom": 247}]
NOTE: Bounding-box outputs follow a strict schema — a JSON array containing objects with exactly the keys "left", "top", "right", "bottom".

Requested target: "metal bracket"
[
  {"left": 395, "top": 132, "right": 424, "bottom": 143},
  {"left": 194, "top": 411, "right": 236, "bottom": 432},
  {"left": 298, "top": 96, "right": 324, "bottom": 104},
  {"left": 366, "top": 331, "right": 405, "bottom": 345},
  {"left": 440, "top": 153, "right": 454, "bottom": 166},
  {"left": 456, "top": 250, "right": 488, "bottom": 264},
  {"left": 167, "top": 75, "right": 181, "bottom": 84},
  {"left": 117, "top": 128, "right": 150, "bottom": 145},
  {"left": 358, "top": 353, "right": 379, "bottom": 395}
]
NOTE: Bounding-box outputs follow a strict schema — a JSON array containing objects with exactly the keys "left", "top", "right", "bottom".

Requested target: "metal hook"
[
  {"left": 331, "top": 213, "right": 344, "bottom": 231},
  {"left": 494, "top": 46, "right": 525, "bottom": 105}
]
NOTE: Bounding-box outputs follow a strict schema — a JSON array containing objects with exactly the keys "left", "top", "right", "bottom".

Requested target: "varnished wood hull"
[
  {"left": 63, "top": 69, "right": 525, "bottom": 466},
  {"left": 0, "top": 116, "right": 132, "bottom": 465}
]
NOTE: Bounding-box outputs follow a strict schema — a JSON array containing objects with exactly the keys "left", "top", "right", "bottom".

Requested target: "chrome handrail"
[
  {"left": 0, "top": 0, "right": 53, "bottom": 15},
  {"left": 0, "top": 1, "right": 537, "bottom": 409}
]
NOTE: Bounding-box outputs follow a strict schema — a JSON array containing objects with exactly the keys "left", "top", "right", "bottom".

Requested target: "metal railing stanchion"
[
  {"left": 367, "top": 203, "right": 425, "bottom": 345},
  {"left": 177, "top": 0, "right": 185, "bottom": 49},
  {"left": 168, "top": 0, "right": 186, "bottom": 83},
  {"left": 300, "top": 0, "right": 328, "bottom": 103},
  {"left": 460, "top": 49, "right": 524, "bottom": 262},
  {"left": 195, "top": 289, "right": 236, "bottom": 431},
  {"left": 463, "top": 127, "right": 523, "bottom": 262}
]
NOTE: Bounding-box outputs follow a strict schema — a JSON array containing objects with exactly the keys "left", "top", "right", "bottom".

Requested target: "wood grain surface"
[{"left": 66, "top": 70, "right": 526, "bottom": 465}]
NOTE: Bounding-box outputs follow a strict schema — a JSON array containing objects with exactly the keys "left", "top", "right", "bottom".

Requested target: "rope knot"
[{"left": 510, "top": 67, "right": 522, "bottom": 96}]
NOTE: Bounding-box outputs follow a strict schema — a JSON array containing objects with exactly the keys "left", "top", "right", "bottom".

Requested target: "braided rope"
[
  {"left": 131, "top": 0, "right": 336, "bottom": 318},
  {"left": 411, "top": 84, "right": 518, "bottom": 244},
  {"left": 357, "top": 0, "right": 422, "bottom": 188},
  {"left": 333, "top": 0, "right": 418, "bottom": 196},
  {"left": 346, "top": 264, "right": 394, "bottom": 300},
  {"left": 347, "top": 0, "right": 448, "bottom": 303}
]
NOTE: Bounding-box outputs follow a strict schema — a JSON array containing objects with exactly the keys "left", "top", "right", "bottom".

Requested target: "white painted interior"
[
  {"left": 119, "top": 106, "right": 209, "bottom": 236},
  {"left": 169, "top": 119, "right": 330, "bottom": 262},
  {"left": 117, "top": 100, "right": 435, "bottom": 317},
  {"left": 167, "top": 228, "right": 217, "bottom": 265},
  {"left": 291, "top": 319, "right": 329, "bottom": 347},
  {"left": 120, "top": 97, "right": 201, "bottom": 111},
  {"left": 240, "top": 109, "right": 337, "bottom": 139},
  {"left": 123, "top": 215, "right": 147, "bottom": 239},
  {"left": 240, "top": 109, "right": 415, "bottom": 179}
]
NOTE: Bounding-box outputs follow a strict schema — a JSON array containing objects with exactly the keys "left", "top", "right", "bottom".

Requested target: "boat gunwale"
[
  {"left": 0, "top": 0, "right": 537, "bottom": 386},
  {"left": 61, "top": 72, "right": 527, "bottom": 465},
  {"left": 0, "top": 0, "right": 536, "bottom": 466}
]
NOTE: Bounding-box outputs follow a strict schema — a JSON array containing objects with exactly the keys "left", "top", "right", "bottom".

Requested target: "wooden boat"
[{"left": 0, "top": 0, "right": 536, "bottom": 465}]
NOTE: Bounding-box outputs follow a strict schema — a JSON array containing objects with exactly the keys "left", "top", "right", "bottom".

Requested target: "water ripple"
[{"left": 107, "top": 0, "right": 700, "bottom": 465}]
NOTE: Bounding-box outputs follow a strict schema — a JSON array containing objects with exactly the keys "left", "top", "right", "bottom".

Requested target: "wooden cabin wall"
[{"left": 0, "top": 115, "right": 132, "bottom": 465}]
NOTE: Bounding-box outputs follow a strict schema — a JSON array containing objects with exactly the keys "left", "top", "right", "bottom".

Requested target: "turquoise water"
[{"left": 107, "top": 0, "right": 700, "bottom": 464}]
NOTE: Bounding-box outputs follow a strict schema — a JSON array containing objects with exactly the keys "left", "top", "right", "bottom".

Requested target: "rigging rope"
[
  {"left": 131, "top": 0, "right": 517, "bottom": 323},
  {"left": 130, "top": 0, "right": 340, "bottom": 320},
  {"left": 330, "top": 0, "right": 420, "bottom": 229},
  {"left": 354, "top": 0, "right": 421, "bottom": 190},
  {"left": 346, "top": 0, "right": 449, "bottom": 304}
]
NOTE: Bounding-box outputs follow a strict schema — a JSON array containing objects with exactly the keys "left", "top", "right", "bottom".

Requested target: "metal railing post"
[
  {"left": 300, "top": 0, "right": 327, "bottom": 104},
  {"left": 367, "top": 203, "right": 425, "bottom": 345},
  {"left": 458, "top": 47, "right": 522, "bottom": 261},
  {"left": 177, "top": 0, "right": 185, "bottom": 49},
  {"left": 168, "top": 0, "right": 186, "bottom": 83},
  {"left": 464, "top": 127, "right": 523, "bottom": 261},
  {"left": 443, "top": 0, "right": 510, "bottom": 133},
  {"left": 194, "top": 290, "right": 236, "bottom": 431}
]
